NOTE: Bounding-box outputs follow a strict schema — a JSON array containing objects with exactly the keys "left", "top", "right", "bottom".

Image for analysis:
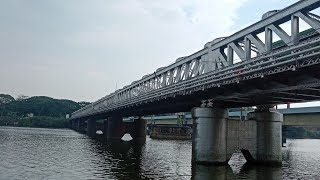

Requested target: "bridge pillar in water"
[
  {"left": 107, "top": 115, "right": 123, "bottom": 140},
  {"left": 103, "top": 119, "right": 109, "bottom": 139},
  {"left": 191, "top": 107, "right": 228, "bottom": 165},
  {"left": 77, "top": 120, "right": 86, "bottom": 133},
  {"left": 243, "top": 107, "right": 283, "bottom": 165},
  {"left": 107, "top": 115, "right": 146, "bottom": 142},
  {"left": 71, "top": 120, "right": 77, "bottom": 130},
  {"left": 86, "top": 119, "right": 96, "bottom": 138},
  {"left": 131, "top": 117, "right": 147, "bottom": 141}
]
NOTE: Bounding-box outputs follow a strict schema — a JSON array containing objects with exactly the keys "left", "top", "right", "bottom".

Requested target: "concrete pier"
[
  {"left": 191, "top": 107, "right": 228, "bottom": 165},
  {"left": 103, "top": 119, "right": 109, "bottom": 138},
  {"left": 132, "top": 118, "right": 147, "bottom": 141},
  {"left": 107, "top": 116, "right": 146, "bottom": 142},
  {"left": 86, "top": 119, "right": 96, "bottom": 138},
  {"left": 71, "top": 120, "right": 77, "bottom": 130},
  {"left": 77, "top": 120, "right": 86, "bottom": 133},
  {"left": 191, "top": 106, "right": 283, "bottom": 166},
  {"left": 249, "top": 108, "right": 283, "bottom": 165},
  {"left": 69, "top": 115, "right": 146, "bottom": 142},
  {"left": 107, "top": 115, "right": 123, "bottom": 141},
  {"left": 227, "top": 108, "right": 283, "bottom": 166}
]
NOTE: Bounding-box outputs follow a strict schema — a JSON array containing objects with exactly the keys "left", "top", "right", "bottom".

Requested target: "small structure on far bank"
[{"left": 150, "top": 125, "right": 191, "bottom": 140}]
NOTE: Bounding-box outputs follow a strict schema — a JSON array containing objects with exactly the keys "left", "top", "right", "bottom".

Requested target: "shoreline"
[{"left": 0, "top": 125, "right": 70, "bottom": 130}]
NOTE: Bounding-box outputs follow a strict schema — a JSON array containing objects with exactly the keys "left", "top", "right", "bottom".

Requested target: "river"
[{"left": 0, "top": 126, "right": 320, "bottom": 179}]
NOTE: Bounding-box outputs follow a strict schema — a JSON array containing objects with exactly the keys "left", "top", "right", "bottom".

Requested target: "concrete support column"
[
  {"left": 77, "top": 120, "right": 86, "bottom": 133},
  {"left": 74, "top": 120, "right": 79, "bottom": 131},
  {"left": 282, "top": 126, "right": 287, "bottom": 147},
  {"left": 71, "top": 120, "right": 77, "bottom": 130},
  {"left": 103, "top": 119, "right": 109, "bottom": 139},
  {"left": 191, "top": 107, "right": 228, "bottom": 165},
  {"left": 247, "top": 108, "right": 283, "bottom": 165},
  {"left": 132, "top": 117, "right": 146, "bottom": 142},
  {"left": 86, "top": 119, "right": 96, "bottom": 138},
  {"left": 69, "top": 120, "right": 73, "bottom": 129},
  {"left": 107, "top": 115, "right": 123, "bottom": 140}
]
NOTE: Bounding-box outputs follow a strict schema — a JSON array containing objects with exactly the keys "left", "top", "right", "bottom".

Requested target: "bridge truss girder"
[{"left": 71, "top": 0, "right": 320, "bottom": 120}]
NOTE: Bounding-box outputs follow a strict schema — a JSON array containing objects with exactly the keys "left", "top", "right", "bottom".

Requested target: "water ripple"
[{"left": 0, "top": 127, "right": 320, "bottom": 179}]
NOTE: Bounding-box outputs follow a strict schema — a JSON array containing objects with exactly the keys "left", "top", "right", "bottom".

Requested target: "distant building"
[
  {"left": 26, "top": 113, "right": 34, "bottom": 118},
  {"left": 66, "top": 114, "right": 70, "bottom": 119}
]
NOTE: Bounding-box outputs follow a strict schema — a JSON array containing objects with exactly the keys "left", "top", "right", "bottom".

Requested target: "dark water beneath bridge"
[{"left": 0, "top": 127, "right": 320, "bottom": 179}]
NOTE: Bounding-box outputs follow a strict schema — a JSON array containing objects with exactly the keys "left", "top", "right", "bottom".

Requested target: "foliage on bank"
[
  {"left": 0, "top": 94, "right": 91, "bottom": 128},
  {"left": 0, "top": 96, "right": 81, "bottom": 117},
  {"left": 0, "top": 94, "right": 91, "bottom": 117},
  {"left": 284, "top": 126, "right": 320, "bottom": 139},
  {"left": 0, "top": 116, "right": 69, "bottom": 128}
]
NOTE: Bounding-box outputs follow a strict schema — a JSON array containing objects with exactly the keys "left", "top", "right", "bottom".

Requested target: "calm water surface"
[{"left": 0, "top": 126, "right": 320, "bottom": 179}]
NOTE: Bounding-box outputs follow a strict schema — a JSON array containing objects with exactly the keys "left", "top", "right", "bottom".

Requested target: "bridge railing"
[{"left": 71, "top": 0, "right": 320, "bottom": 119}]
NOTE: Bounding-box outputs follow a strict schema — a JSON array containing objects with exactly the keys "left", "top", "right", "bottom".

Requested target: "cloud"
[
  {"left": 0, "top": 0, "right": 248, "bottom": 101},
  {"left": 66, "top": 0, "right": 249, "bottom": 88}
]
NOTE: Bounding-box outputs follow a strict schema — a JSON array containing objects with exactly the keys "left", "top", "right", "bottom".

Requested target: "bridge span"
[{"left": 70, "top": 0, "right": 320, "bottom": 166}]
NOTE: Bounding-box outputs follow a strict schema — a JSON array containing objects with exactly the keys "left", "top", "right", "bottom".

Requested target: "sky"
[{"left": 1, "top": 0, "right": 319, "bottom": 108}]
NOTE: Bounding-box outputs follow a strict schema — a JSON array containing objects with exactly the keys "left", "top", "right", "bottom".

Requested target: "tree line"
[{"left": 0, "top": 94, "right": 90, "bottom": 128}]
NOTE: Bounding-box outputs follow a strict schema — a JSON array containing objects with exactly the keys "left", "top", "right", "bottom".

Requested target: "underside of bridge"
[{"left": 76, "top": 62, "right": 320, "bottom": 120}]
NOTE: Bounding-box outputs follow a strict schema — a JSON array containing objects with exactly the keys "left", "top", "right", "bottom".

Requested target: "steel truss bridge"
[{"left": 71, "top": 0, "right": 320, "bottom": 120}]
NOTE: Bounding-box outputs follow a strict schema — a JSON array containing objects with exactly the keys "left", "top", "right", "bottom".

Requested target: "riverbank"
[{"left": 0, "top": 116, "right": 69, "bottom": 128}]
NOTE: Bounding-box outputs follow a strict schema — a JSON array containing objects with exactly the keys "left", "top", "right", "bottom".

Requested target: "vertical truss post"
[
  {"left": 245, "top": 37, "right": 251, "bottom": 60},
  {"left": 162, "top": 73, "right": 166, "bottom": 87},
  {"left": 291, "top": 15, "right": 299, "bottom": 45},
  {"left": 265, "top": 27, "right": 273, "bottom": 52},
  {"left": 227, "top": 45, "right": 234, "bottom": 65}
]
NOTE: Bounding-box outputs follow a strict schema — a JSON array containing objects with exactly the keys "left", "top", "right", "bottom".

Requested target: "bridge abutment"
[
  {"left": 86, "top": 119, "right": 96, "bottom": 138},
  {"left": 191, "top": 107, "right": 228, "bottom": 165}
]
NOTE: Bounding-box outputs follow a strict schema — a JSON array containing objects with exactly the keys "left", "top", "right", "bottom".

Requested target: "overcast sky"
[{"left": 1, "top": 0, "right": 319, "bottom": 107}]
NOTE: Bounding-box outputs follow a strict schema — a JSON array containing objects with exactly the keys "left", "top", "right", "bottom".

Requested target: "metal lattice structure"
[{"left": 72, "top": 0, "right": 320, "bottom": 120}]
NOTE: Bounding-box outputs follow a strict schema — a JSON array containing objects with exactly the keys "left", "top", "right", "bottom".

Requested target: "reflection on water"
[
  {"left": 192, "top": 164, "right": 235, "bottom": 180},
  {"left": 192, "top": 159, "right": 282, "bottom": 180},
  {"left": 282, "top": 139, "right": 320, "bottom": 179},
  {"left": 0, "top": 127, "right": 320, "bottom": 179}
]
